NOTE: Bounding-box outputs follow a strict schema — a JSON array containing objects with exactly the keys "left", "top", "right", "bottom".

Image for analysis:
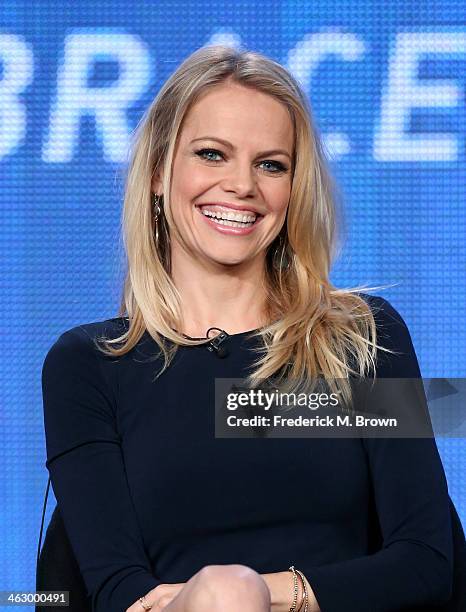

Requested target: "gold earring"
[{"left": 153, "top": 193, "right": 162, "bottom": 246}]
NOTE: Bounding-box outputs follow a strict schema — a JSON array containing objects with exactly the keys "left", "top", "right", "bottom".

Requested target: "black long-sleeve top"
[{"left": 41, "top": 294, "right": 454, "bottom": 612}]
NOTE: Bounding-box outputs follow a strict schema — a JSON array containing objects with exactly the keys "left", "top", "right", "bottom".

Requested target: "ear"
[{"left": 151, "top": 168, "right": 164, "bottom": 195}]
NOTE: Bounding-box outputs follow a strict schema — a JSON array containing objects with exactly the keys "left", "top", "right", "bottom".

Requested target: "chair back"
[{"left": 36, "top": 505, "right": 91, "bottom": 611}]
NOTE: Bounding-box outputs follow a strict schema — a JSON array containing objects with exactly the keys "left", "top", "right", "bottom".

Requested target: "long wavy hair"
[{"left": 96, "top": 44, "right": 396, "bottom": 409}]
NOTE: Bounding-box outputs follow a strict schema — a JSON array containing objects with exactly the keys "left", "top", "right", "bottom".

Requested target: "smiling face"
[{"left": 153, "top": 81, "right": 294, "bottom": 268}]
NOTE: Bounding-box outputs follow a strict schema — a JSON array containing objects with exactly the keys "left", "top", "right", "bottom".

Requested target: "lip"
[
  {"left": 196, "top": 202, "right": 264, "bottom": 216},
  {"left": 195, "top": 205, "right": 264, "bottom": 236}
]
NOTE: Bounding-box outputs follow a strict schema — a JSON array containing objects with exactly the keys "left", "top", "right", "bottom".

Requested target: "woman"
[{"left": 41, "top": 45, "right": 454, "bottom": 612}]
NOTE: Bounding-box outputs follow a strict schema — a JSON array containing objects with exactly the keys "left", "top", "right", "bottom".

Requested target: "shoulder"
[
  {"left": 48, "top": 316, "right": 128, "bottom": 348},
  {"left": 357, "top": 292, "right": 408, "bottom": 326},
  {"left": 356, "top": 292, "right": 412, "bottom": 340},
  {"left": 41, "top": 320, "right": 125, "bottom": 464},
  {"left": 355, "top": 292, "right": 421, "bottom": 377},
  {"left": 42, "top": 317, "right": 129, "bottom": 369}
]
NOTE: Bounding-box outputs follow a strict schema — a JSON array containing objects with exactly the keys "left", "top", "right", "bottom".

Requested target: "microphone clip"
[{"left": 206, "top": 328, "right": 230, "bottom": 358}]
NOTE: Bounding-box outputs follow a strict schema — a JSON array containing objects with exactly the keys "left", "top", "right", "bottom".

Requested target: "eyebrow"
[{"left": 190, "top": 136, "right": 292, "bottom": 161}]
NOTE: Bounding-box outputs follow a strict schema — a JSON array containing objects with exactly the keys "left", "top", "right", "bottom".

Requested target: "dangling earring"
[{"left": 153, "top": 193, "right": 162, "bottom": 247}]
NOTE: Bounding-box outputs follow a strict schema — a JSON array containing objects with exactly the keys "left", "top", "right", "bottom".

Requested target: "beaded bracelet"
[
  {"left": 295, "top": 569, "right": 309, "bottom": 612},
  {"left": 288, "top": 566, "right": 299, "bottom": 612},
  {"left": 289, "top": 565, "right": 309, "bottom": 612}
]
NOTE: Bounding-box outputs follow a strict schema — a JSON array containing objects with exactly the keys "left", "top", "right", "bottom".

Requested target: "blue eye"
[
  {"left": 260, "top": 160, "right": 287, "bottom": 173},
  {"left": 195, "top": 148, "right": 223, "bottom": 162},
  {"left": 194, "top": 148, "right": 288, "bottom": 174}
]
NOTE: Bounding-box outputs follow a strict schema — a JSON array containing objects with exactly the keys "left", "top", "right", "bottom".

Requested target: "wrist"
[{"left": 261, "top": 571, "right": 301, "bottom": 612}]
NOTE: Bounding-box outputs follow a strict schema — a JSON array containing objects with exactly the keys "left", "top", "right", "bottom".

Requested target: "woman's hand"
[
  {"left": 148, "top": 582, "right": 186, "bottom": 610},
  {"left": 126, "top": 582, "right": 186, "bottom": 612},
  {"left": 128, "top": 568, "right": 319, "bottom": 612}
]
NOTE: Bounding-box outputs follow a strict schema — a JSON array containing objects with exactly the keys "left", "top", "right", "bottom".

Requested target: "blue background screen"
[{"left": 1, "top": 1, "right": 464, "bottom": 603}]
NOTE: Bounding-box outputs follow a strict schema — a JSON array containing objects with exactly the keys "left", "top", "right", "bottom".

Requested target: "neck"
[{"left": 170, "top": 244, "right": 268, "bottom": 337}]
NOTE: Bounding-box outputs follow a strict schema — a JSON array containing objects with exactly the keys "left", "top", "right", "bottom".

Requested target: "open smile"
[{"left": 195, "top": 205, "right": 264, "bottom": 236}]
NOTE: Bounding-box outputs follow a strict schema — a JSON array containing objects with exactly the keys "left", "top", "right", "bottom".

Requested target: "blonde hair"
[{"left": 96, "top": 44, "right": 396, "bottom": 409}]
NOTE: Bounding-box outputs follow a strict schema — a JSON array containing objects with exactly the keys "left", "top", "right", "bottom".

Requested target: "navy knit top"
[{"left": 41, "top": 294, "right": 454, "bottom": 612}]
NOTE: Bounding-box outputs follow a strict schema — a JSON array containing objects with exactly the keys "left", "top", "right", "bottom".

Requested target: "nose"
[{"left": 220, "top": 160, "right": 257, "bottom": 198}]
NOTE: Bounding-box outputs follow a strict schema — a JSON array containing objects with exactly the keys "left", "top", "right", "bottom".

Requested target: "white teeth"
[
  {"left": 209, "top": 217, "right": 255, "bottom": 228},
  {"left": 200, "top": 208, "right": 257, "bottom": 223}
]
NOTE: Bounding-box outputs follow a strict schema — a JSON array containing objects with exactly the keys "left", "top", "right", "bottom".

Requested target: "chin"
[{"left": 204, "top": 253, "right": 249, "bottom": 267}]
